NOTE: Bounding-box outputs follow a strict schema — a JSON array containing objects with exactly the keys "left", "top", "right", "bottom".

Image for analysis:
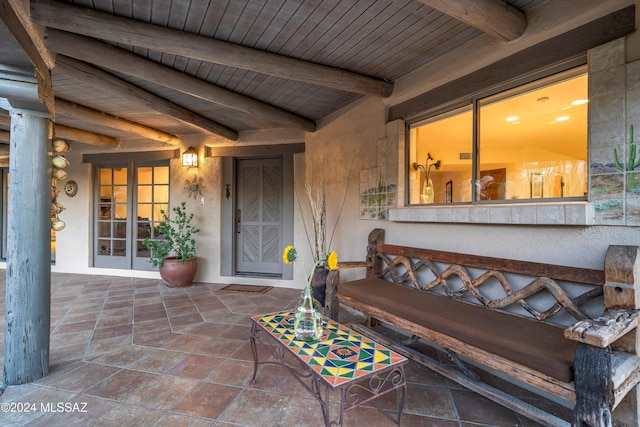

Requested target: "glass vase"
[
  {"left": 293, "top": 289, "right": 323, "bottom": 341},
  {"left": 421, "top": 178, "right": 434, "bottom": 204}
]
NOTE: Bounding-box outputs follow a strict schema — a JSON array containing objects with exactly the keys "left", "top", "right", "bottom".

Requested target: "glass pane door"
[
  {"left": 133, "top": 165, "right": 169, "bottom": 270},
  {"left": 94, "top": 167, "right": 130, "bottom": 268}
]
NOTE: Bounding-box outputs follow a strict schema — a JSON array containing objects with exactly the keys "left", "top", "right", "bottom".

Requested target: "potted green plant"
[{"left": 143, "top": 201, "right": 200, "bottom": 287}]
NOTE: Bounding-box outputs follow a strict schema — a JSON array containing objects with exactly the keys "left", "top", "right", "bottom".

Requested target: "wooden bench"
[{"left": 325, "top": 229, "right": 640, "bottom": 427}]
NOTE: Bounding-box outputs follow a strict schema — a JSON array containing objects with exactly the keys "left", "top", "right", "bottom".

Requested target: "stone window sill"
[{"left": 389, "top": 202, "right": 594, "bottom": 225}]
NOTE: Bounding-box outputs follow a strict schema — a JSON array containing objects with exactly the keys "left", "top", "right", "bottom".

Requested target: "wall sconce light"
[{"left": 182, "top": 146, "right": 198, "bottom": 168}]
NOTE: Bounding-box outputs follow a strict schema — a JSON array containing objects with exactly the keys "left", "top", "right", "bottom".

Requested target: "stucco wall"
[
  {"left": 304, "top": 34, "right": 640, "bottom": 278},
  {"left": 44, "top": 16, "right": 640, "bottom": 289}
]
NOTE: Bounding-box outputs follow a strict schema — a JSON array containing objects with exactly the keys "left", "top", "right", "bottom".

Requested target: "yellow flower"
[
  {"left": 326, "top": 251, "right": 338, "bottom": 270},
  {"left": 282, "top": 245, "right": 296, "bottom": 264}
]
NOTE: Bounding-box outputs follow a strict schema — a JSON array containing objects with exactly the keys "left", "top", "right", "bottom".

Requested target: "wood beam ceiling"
[
  {"left": 416, "top": 0, "right": 527, "bottom": 41},
  {"left": 55, "top": 98, "right": 180, "bottom": 145},
  {"left": 55, "top": 55, "right": 238, "bottom": 141},
  {"left": 0, "top": 112, "right": 119, "bottom": 147},
  {"left": 30, "top": 0, "right": 393, "bottom": 97},
  {"left": 55, "top": 124, "right": 119, "bottom": 147},
  {"left": 45, "top": 30, "right": 316, "bottom": 132}
]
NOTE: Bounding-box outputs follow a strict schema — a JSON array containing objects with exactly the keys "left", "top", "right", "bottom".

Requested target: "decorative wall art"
[{"left": 360, "top": 167, "right": 396, "bottom": 220}]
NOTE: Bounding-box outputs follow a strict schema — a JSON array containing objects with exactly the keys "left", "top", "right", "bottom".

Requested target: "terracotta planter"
[{"left": 159, "top": 257, "right": 198, "bottom": 288}]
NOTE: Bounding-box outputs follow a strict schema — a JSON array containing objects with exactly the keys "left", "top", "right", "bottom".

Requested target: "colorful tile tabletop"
[{"left": 252, "top": 311, "right": 407, "bottom": 389}]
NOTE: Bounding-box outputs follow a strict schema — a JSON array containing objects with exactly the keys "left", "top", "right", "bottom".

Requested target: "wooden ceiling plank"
[
  {"left": 30, "top": 0, "right": 393, "bottom": 97},
  {"left": 0, "top": 130, "right": 9, "bottom": 143},
  {"left": 45, "top": 30, "right": 316, "bottom": 132},
  {"left": 415, "top": 0, "right": 527, "bottom": 41},
  {"left": 54, "top": 124, "right": 119, "bottom": 147},
  {"left": 54, "top": 55, "right": 239, "bottom": 141},
  {"left": 55, "top": 98, "right": 181, "bottom": 145}
]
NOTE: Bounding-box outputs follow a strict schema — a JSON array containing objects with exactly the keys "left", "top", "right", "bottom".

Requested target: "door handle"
[{"left": 236, "top": 209, "right": 241, "bottom": 234}]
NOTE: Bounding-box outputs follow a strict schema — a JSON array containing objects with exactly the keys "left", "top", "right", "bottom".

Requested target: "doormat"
[{"left": 219, "top": 284, "right": 273, "bottom": 294}]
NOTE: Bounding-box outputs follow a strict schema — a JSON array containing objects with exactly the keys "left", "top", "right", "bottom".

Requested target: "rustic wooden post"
[
  {"left": 325, "top": 229, "right": 385, "bottom": 321},
  {"left": 603, "top": 245, "right": 640, "bottom": 426},
  {"left": 325, "top": 269, "right": 340, "bottom": 320},
  {"left": 3, "top": 108, "right": 52, "bottom": 386},
  {"left": 366, "top": 228, "right": 384, "bottom": 278}
]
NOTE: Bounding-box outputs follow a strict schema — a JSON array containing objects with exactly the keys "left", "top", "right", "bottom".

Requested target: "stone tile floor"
[{"left": 0, "top": 272, "right": 561, "bottom": 426}]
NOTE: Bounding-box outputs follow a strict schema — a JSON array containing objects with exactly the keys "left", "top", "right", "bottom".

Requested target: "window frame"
[{"left": 405, "top": 63, "right": 589, "bottom": 207}]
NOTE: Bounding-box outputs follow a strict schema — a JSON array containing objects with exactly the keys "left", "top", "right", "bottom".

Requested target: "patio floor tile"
[{"left": 0, "top": 272, "right": 547, "bottom": 426}]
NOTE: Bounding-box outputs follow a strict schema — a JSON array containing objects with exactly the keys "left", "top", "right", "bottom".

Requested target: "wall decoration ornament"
[
  {"left": 50, "top": 138, "right": 70, "bottom": 231},
  {"left": 360, "top": 167, "right": 396, "bottom": 220},
  {"left": 184, "top": 174, "right": 204, "bottom": 199},
  {"left": 64, "top": 180, "right": 78, "bottom": 197}
]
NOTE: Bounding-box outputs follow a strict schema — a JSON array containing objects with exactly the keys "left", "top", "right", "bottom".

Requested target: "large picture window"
[{"left": 408, "top": 66, "right": 588, "bottom": 205}]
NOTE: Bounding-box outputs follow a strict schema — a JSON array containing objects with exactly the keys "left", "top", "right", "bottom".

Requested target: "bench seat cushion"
[{"left": 338, "top": 278, "right": 577, "bottom": 383}]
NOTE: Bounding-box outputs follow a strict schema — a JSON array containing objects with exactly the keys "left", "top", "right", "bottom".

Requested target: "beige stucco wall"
[{"left": 39, "top": 2, "right": 640, "bottom": 290}]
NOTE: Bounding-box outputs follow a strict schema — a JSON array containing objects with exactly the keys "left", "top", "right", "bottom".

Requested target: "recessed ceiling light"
[
  {"left": 556, "top": 116, "right": 570, "bottom": 121},
  {"left": 571, "top": 99, "right": 588, "bottom": 105},
  {"left": 506, "top": 116, "right": 519, "bottom": 122}
]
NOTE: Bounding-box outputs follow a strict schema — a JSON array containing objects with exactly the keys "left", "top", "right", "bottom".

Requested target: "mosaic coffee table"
[{"left": 250, "top": 310, "right": 407, "bottom": 426}]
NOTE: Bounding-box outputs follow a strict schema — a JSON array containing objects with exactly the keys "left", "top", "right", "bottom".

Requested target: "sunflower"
[
  {"left": 326, "top": 251, "right": 338, "bottom": 270},
  {"left": 282, "top": 245, "right": 297, "bottom": 264}
]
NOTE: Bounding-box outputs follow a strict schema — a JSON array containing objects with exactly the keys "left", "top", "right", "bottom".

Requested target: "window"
[{"left": 408, "top": 67, "right": 588, "bottom": 205}]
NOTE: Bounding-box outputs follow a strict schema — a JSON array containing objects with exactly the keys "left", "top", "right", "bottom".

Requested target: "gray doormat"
[{"left": 219, "top": 284, "right": 273, "bottom": 294}]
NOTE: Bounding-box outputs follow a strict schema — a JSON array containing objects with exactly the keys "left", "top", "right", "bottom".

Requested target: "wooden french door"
[{"left": 235, "top": 158, "right": 283, "bottom": 276}]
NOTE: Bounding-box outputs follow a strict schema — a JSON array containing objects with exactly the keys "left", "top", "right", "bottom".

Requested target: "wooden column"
[
  {"left": 603, "top": 246, "right": 640, "bottom": 426},
  {"left": 3, "top": 109, "right": 52, "bottom": 386}
]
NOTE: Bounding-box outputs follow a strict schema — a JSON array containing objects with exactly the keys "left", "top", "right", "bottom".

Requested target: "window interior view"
[{"left": 409, "top": 67, "right": 588, "bottom": 204}]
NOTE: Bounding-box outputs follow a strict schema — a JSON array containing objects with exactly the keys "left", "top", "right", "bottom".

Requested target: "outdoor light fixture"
[{"left": 182, "top": 146, "right": 198, "bottom": 168}]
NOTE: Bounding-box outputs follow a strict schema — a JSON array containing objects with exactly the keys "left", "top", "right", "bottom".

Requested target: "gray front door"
[{"left": 235, "top": 158, "right": 283, "bottom": 276}]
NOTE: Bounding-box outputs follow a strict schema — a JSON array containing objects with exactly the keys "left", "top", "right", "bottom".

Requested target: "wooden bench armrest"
[
  {"left": 335, "top": 261, "right": 372, "bottom": 269},
  {"left": 564, "top": 309, "right": 639, "bottom": 348}
]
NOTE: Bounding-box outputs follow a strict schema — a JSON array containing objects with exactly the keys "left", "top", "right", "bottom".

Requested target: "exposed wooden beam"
[
  {"left": 31, "top": 0, "right": 393, "bottom": 97},
  {"left": 415, "top": 0, "right": 527, "bottom": 41},
  {"left": 55, "top": 98, "right": 180, "bottom": 145},
  {"left": 46, "top": 30, "right": 316, "bottom": 132},
  {"left": 54, "top": 124, "right": 119, "bottom": 147},
  {"left": 54, "top": 55, "right": 239, "bottom": 141},
  {"left": 0, "top": 0, "right": 55, "bottom": 114},
  {"left": 1, "top": 110, "right": 119, "bottom": 147}
]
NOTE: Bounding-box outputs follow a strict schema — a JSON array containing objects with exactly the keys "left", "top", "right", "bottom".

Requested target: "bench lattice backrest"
[{"left": 373, "top": 244, "right": 605, "bottom": 323}]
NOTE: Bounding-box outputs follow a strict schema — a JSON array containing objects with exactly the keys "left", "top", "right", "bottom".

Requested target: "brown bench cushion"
[{"left": 338, "top": 278, "right": 577, "bottom": 383}]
